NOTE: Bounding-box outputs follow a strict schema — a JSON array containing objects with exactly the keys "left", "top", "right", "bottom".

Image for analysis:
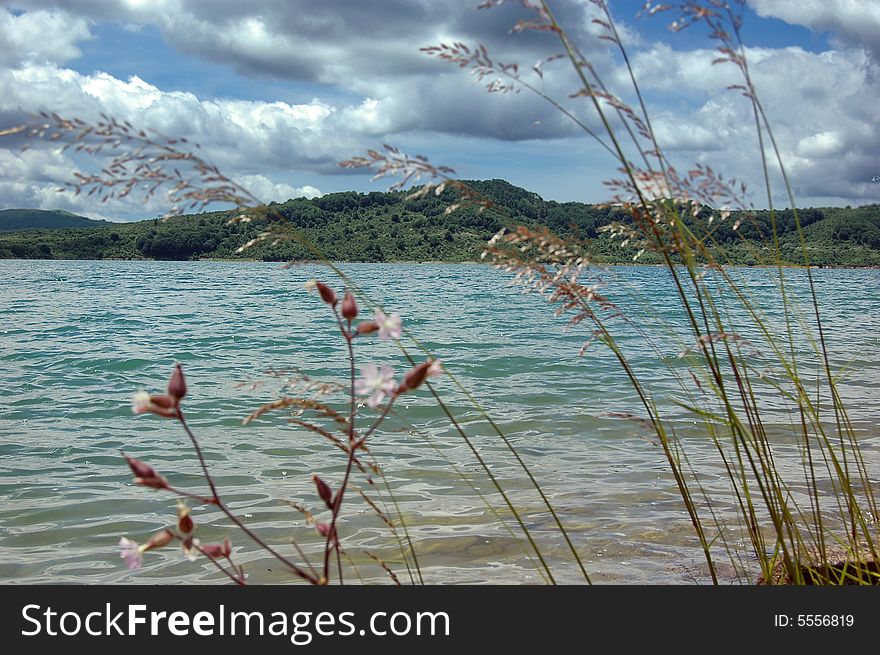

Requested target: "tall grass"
[{"left": 407, "top": 0, "right": 878, "bottom": 584}]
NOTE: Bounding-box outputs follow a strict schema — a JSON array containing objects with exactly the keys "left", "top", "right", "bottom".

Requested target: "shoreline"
[{"left": 2, "top": 257, "right": 880, "bottom": 270}]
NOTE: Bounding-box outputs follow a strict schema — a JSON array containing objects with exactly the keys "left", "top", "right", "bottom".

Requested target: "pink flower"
[
  {"left": 119, "top": 537, "right": 143, "bottom": 570},
  {"left": 427, "top": 359, "right": 443, "bottom": 378},
  {"left": 374, "top": 310, "right": 402, "bottom": 341},
  {"left": 354, "top": 364, "right": 396, "bottom": 408}
]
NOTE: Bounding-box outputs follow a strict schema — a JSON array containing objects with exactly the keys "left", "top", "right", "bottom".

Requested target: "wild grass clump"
[
  {"left": 3, "top": 0, "right": 877, "bottom": 584},
  {"left": 347, "top": 0, "right": 879, "bottom": 584}
]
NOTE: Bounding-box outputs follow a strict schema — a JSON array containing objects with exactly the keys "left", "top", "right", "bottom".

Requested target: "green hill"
[
  {"left": 0, "top": 181, "right": 878, "bottom": 266},
  {"left": 0, "top": 208, "right": 112, "bottom": 232}
]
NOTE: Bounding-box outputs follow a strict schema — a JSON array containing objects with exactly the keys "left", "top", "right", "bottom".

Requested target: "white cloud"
[
  {"left": 621, "top": 43, "right": 880, "bottom": 206},
  {"left": 237, "top": 174, "right": 321, "bottom": 202},
  {"left": 0, "top": 147, "right": 120, "bottom": 218},
  {"left": 651, "top": 113, "right": 721, "bottom": 152},
  {"left": 6, "top": 0, "right": 611, "bottom": 140},
  {"left": 796, "top": 131, "right": 845, "bottom": 159},
  {"left": 0, "top": 62, "right": 384, "bottom": 216},
  {"left": 749, "top": 0, "right": 880, "bottom": 59},
  {"left": 0, "top": 9, "right": 91, "bottom": 66}
]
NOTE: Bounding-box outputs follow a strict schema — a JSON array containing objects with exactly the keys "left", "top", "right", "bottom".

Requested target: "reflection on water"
[{"left": 0, "top": 261, "right": 878, "bottom": 584}]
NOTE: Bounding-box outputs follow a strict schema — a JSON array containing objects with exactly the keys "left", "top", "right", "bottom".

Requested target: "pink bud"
[
  {"left": 149, "top": 394, "right": 176, "bottom": 409},
  {"left": 177, "top": 506, "right": 194, "bottom": 534},
  {"left": 315, "top": 522, "right": 331, "bottom": 537},
  {"left": 167, "top": 363, "right": 187, "bottom": 401},
  {"left": 123, "top": 453, "right": 169, "bottom": 490},
  {"left": 124, "top": 453, "right": 156, "bottom": 479},
  {"left": 313, "top": 474, "right": 333, "bottom": 509},
  {"left": 357, "top": 320, "right": 379, "bottom": 335},
  {"left": 398, "top": 361, "right": 432, "bottom": 393},
  {"left": 341, "top": 290, "right": 358, "bottom": 320},
  {"left": 315, "top": 281, "right": 337, "bottom": 306},
  {"left": 201, "top": 543, "right": 225, "bottom": 558},
  {"left": 144, "top": 529, "right": 174, "bottom": 551},
  {"left": 222, "top": 537, "right": 232, "bottom": 557}
]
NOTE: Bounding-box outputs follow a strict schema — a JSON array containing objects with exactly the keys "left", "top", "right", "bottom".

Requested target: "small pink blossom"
[
  {"left": 119, "top": 537, "right": 143, "bottom": 570},
  {"left": 374, "top": 310, "right": 402, "bottom": 341},
  {"left": 354, "top": 364, "right": 396, "bottom": 408},
  {"left": 427, "top": 359, "right": 443, "bottom": 378}
]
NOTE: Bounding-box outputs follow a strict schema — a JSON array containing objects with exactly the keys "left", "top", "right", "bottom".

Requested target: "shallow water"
[{"left": 0, "top": 260, "right": 878, "bottom": 584}]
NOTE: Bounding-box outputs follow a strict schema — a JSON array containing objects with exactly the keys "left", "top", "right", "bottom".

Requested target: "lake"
[{"left": 1, "top": 260, "right": 878, "bottom": 584}]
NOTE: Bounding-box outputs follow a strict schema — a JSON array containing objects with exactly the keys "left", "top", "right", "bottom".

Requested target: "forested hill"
[
  {"left": 1, "top": 179, "right": 879, "bottom": 266},
  {"left": 0, "top": 208, "right": 111, "bottom": 231}
]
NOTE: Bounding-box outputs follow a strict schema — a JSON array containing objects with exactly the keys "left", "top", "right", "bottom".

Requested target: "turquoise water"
[{"left": 0, "top": 260, "right": 878, "bottom": 584}]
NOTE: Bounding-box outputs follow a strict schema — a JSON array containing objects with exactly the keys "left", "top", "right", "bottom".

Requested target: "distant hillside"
[
  {"left": 0, "top": 181, "right": 878, "bottom": 266},
  {"left": 0, "top": 208, "right": 112, "bottom": 232}
]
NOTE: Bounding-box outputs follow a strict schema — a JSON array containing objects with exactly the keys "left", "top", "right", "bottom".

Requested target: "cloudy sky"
[{"left": 0, "top": 0, "right": 878, "bottom": 220}]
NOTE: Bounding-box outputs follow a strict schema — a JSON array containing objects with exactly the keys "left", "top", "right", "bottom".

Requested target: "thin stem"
[
  {"left": 177, "top": 409, "right": 317, "bottom": 584},
  {"left": 176, "top": 410, "right": 220, "bottom": 503},
  {"left": 165, "top": 485, "right": 217, "bottom": 506},
  {"left": 193, "top": 543, "right": 246, "bottom": 586},
  {"left": 322, "top": 307, "right": 361, "bottom": 583}
]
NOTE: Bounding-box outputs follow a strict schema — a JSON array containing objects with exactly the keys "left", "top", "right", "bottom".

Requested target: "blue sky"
[{"left": 0, "top": 1, "right": 878, "bottom": 220}]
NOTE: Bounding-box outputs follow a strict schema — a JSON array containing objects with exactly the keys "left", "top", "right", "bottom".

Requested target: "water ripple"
[{"left": 0, "top": 260, "right": 878, "bottom": 584}]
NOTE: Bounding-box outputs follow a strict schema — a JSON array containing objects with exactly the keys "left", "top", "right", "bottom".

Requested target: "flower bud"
[
  {"left": 177, "top": 504, "right": 194, "bottom": 535},
  {"left": 201, "top": 543, "right": 225, "bottom": 558},
  {"left": 167, "top": 363, "right": 187, "bottom": 401},
  {"left": 313, "top": 474, "right": 333, "bottom": 509},
  {"left": 124, "top": 453, "right": 156, "bottom": 479},
  {"left": 357, "top": 320, "right": 379, "bottom": 335},
  {"left": 341, "top": 290, "right": 358, "bottom": 320},
  {"left": 132, "top": 392, "right": 179, "bottom": 418},
  {"left": 181, "top": 536, "right": 199, "bottom": 561},
  {"left": 315, "top": 522, "right": 331, "bottom": 537},
  {"left": 315, "top": 281, "right": 337, "bottom": 306},
  {"left": 222, "top": 537, "right": 232, "bottom": 557},
  {"left": 398, "top": 360, "right": 432, "bottom": 393},
  {"left": 144, "top": 529, "right": 174, "bottom": 551},
  {"left": 123, "top": 453, "right": 169, "bottom": 490}
]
